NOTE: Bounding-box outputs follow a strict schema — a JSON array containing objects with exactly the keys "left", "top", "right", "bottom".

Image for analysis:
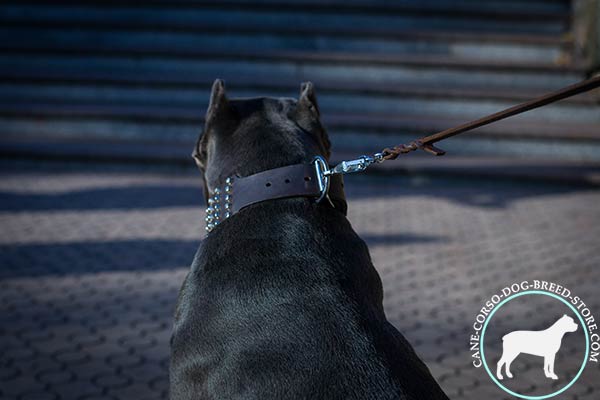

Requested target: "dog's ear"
[
  {"left": 193, "top": 79, "right": 231, "bottom": 170},
  {"left": 206, "top": 78, "right": 229, "bottom": 124},
  {"left": 298, "top": 81, "right": 320, "bottom": 116},
  {"left": 296, "top": 82, "right": 330, "bottom": 158}
]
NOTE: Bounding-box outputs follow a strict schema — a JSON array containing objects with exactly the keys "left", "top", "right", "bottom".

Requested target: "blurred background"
[
  {"left": 1, "top": 1, "right": 600, "bottom": 399},
  {"left": 1, "top": 0, "right": 599, "bottom": 166}
]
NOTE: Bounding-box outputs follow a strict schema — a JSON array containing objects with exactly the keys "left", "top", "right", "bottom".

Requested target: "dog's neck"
[{"left": 203, "top": 160, "right": 347, "bottom": 234}]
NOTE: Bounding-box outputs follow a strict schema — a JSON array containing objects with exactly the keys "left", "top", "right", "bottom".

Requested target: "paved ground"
[{"left": 1, "top": 160, "right": 599, "bottom": 400}]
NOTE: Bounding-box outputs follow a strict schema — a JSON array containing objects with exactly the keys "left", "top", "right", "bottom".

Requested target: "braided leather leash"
[{"left": 326, "top": 75, "right": 600, "bottom": 176}]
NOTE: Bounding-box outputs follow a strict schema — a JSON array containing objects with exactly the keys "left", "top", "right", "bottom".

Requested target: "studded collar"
[{"left": 204, "top": 157, "right": 346, "bottom": 233}]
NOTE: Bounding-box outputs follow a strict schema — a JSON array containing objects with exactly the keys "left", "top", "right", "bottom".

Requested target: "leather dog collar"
[{"left": 205, "top": 157, "right": 346, "bottom": 233}]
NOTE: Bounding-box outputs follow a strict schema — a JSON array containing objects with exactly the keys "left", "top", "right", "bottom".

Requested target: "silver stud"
[
  {"left": 224, "top": 194, "right": 230, "bottom": 202},
  {"left": 208, "top": 197, "right": 215, "bottom": 204},
  {"left": 206, "top": 207, "right": 214, "bottom": 214},
  {"left": 224, "top": 203, "right": 230, "bottom": 210},
  {"left": 225, "top": 177, "right": 232, "bottom": 184},
  {"left": 213, "top": 204, "right": 220, "bottom": 211},
  {"left": 214, "top": 188, "right": 221, "bottom": 195},
  {"left": 213, "top": 212, "right": 220, "bottom": 220},
  {"left": 206, "top": 223, "right": 214, "bottom": 230},
  {"left": 224, "top": 211, "right": 231, "bottom": 218},
  {"left": 205, "top": 215, "right": 214, "bottom": 223},
  {"left": 224, "top": 185, "right": 232, "bottom": 193}
]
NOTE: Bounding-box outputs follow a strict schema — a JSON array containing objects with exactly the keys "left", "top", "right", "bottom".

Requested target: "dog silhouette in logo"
[{"left": 496, "top": 314, "right": 578, "bottom": 381}]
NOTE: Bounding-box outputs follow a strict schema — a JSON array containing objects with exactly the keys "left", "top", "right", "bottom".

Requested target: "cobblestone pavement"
[{"left": 1, "top": 161, "right": 599, "bottom": 400}]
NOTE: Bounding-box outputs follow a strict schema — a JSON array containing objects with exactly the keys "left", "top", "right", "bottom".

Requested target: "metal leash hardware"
[
  {"left": 323, "top": 152, "right": 385, "bottom": 176},
  {"left": 318, "top": 145, "right": 439, "bottom": 177}
]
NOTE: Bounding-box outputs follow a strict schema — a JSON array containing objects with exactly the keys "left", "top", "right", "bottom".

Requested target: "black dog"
[{"left": 170, "top": 79, "right": 449, "bottom": 400}]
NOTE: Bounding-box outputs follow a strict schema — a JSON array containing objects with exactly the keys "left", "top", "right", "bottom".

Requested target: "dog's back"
[
  {"left": 171, "top": 201, "right": 447, "bottom": 399},
  {"left": 170, "top": 80, "right": 449, "bottom": 400}
]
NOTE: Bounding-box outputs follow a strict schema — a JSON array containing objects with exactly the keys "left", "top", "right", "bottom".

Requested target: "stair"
[{"left": 1, "top": 0, "right": 599, "bottom": 164}]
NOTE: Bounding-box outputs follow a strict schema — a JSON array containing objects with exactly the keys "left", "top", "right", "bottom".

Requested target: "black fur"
[{"left": 171, "top": 80, "right": 449, "bottom": 400}]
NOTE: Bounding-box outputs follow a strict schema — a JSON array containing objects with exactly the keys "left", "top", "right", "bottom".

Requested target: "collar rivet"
[{"left": 205, "top": 177, "right": 234, "bottom": 234}]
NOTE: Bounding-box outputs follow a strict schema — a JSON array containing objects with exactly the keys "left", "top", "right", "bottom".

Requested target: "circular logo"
[
  {"left": 481, "top": 291, "right": 589, "bottom": 399},
  {"left": 469, "top": 281, "right": 599, "bottom": 399}
]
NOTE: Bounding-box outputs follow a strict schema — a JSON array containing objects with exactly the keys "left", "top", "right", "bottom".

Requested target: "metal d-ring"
[{"left": 312, "top": 155, "right": 331, "bottom": 203}]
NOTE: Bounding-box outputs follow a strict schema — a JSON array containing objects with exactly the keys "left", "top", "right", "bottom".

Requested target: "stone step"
[
  {"left": 0, "top": 2, "right": 570, "bottom": 36},
  {"left": 0, "top": 26, "right": 572, "bottom": 64},
  {"left": 2, "top": 102, "right": 597, "bottom": 139},
  {"left": 0, "top": 69, "right": 600, "bottom": 106},
  {"left": 0, "top": 49, "right": 584, "bottom": 94},
  {"left": 2, "top": 102, "right": 599, "bottom": 161},
  {"left": 2, "top": 69, "right": 597, "bottom": 104}
]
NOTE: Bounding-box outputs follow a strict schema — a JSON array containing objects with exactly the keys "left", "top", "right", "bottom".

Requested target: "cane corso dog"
[{"left": 170, "top": 79, "right": 449, "bottom": 400}]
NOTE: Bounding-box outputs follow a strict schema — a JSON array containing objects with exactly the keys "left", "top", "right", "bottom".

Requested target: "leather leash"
[{"left": 326, "top": 75, "right": 600, "bottom": 175}]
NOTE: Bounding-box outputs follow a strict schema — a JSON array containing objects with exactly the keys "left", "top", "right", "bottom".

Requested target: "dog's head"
[
  {"left": 193, "top": 79, "right": 331, "bottom": 196},
  {"left": 559, "top": 314, "right": 578, "bottom": 332}
]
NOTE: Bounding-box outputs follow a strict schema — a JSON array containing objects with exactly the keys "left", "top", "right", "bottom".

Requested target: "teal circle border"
[{"left": 480, "top": 290, "right": 590, "bottom": 400}]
